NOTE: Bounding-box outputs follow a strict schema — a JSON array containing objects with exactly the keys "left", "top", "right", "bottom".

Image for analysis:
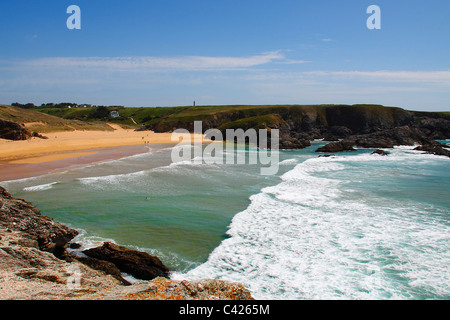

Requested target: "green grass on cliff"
[
  {"left": 217, "top": 113, "right": 284, "bottom": 131},
  {"left": 140, "top": 104, "right": 408, "bottom": 131},
  {"left": 0, "top": 105, "right": 115, "bottom": 133},
  {"left": 29, "top": 103, "right": 415, "bottom": 131},
  {"left": 10, "top": 103, "right": 444, "bottom": 134}
]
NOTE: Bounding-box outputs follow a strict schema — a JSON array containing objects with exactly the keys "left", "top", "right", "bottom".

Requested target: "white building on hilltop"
[{"left": 109, "top": 111, "right": 120, "bottom": 118}]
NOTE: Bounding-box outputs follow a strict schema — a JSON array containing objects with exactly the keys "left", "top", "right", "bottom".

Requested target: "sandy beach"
[
  {"left": 0, "top": 124, "right": 201, "bottom": 181},
  {"left": 0, "top": 124, "right": 195, "bottom": 163}
]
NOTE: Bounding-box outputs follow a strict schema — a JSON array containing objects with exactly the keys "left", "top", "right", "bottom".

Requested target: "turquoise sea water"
[{"left": 2, "top": 141, "right": 449, "bottom": 299}]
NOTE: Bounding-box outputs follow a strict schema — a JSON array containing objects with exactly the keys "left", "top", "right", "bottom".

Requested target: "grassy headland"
[{"left": 34, "top": 103, "right": 419, "bottom": 131}]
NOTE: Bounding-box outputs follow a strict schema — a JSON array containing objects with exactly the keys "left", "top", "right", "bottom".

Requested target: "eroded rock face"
[
  {"left": 0, "top": 186, "right": 78, "bottom": 256},
  {"left": 82, "top": 242, "right": 170, "bottom": 281}
]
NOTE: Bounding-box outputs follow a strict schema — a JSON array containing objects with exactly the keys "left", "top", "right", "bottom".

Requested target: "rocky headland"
[
  {"left": 0, "top": 186, "right": 253, "bottom": 300},
  {"left": 137, "top": 105, "right": 450, "bottom": 156},
  {"left": 3, "top": 104, "right": 449, "bottom": 156}
]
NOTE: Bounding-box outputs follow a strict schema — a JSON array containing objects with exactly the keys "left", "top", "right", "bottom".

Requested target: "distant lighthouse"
[{"left": 193, "top": 101, "right": 196, "bottom": 107}]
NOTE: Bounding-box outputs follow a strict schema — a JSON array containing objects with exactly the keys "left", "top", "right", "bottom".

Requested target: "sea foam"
[
  {"left": 23, "top": 182, "right": 58, "bottom": 192},
  {"left": 178, "top": 151, "right": 450, "bottom": 300}
]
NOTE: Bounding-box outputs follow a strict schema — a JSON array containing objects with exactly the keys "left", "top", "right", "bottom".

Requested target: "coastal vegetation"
[
  {"left": 0, "top": 104, "right": 116, "bottom": 133},
  {"left": 29, "top": 103, "right": 449, "bottom": 132},
  {"left": 2, "top": 103, "right": 449, "bottom": 156}
]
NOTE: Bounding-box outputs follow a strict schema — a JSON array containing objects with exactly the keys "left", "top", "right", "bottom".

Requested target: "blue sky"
[{"left": 0, "top": 0, "right": 449, "bottom": 111}]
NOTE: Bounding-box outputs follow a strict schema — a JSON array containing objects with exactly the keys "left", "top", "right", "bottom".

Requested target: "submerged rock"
[
  {"left": 318, "top": 154, "right": 335, "bottom": 158},
  {"left": 414, "top": 143, "right": 450, "bottom": 158},
  {"left": 372, "top": 149, "right": 389, "bottom": 156}
]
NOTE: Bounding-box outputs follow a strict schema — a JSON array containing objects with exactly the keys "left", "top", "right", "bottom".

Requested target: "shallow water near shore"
[{"left": 2, "top": 142, "right": 449, "bottom": 299}]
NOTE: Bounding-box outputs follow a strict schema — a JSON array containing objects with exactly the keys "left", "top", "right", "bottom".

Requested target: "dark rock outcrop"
[
  {"left": 416, "top": 117, "right": 450, "bottom": 140},
  {"left": 323, "top": 126, "right": 353, "bottom": 141},
  {"left": 82, "top": 242, "right": 170, "bottom": 281},
  {"left": 317, "top": 124, "right": 449, "bottom": 154},
  {"left": 316, "top": 141, "right": 356, "bottom": 153},
  {"left": 343, "top": 126, "right": 430, "bottom": 148},
  {"left": 279, "top": 131, "right": 312, "bottom": 149},
  {"left": 0, "top": 119, "right": 33, "bottom": 141},
  {"left": 414, "top": 143, "right": 450, "bottom": 158}
]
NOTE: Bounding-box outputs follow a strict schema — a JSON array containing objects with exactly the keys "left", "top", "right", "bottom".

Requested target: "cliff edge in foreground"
[{"left": 0, "top": 186, "right": 253, "bottom": 300}]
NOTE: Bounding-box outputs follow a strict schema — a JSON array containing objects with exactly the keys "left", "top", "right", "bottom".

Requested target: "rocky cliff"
[
  {"left": 137, "top": 105, "right": 450, "bottom": 152},
  {"left": 0, "top": 186, "right": 253, "bottom": 300}
]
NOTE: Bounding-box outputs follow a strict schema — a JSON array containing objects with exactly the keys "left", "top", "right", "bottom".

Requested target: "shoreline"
[
  {"left": 0, "top": 125, "right": 189, "bottom": 163},
  {"left": 0, "top": 126, "right": 202, "bottom": 182},
  {"left": 0, "top": 145, "right": 158, "bottom": 182}
]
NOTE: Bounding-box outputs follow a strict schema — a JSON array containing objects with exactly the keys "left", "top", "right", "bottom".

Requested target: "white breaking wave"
[
  {"left": 23, "top": 182, "right": 58, "bottom": 192},
  {"left": 77, "top": 170, "right": 148, "bottom": 186},
  {"left": 68, "top": 229, "right": 118, "bottom": 253},
  {"left": 279, "top": 159, "right": 298, "bottom": 166},
  {"left": 176, "top": 152, "right": 450, "bottom": 300}
]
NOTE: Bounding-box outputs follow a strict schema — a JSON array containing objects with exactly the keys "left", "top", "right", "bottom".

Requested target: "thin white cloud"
[
  {"left": 276, "top": 59, "right": 311, "bottom": 65},
  {"left": 20, "top": 51, "right": 286, "bottom": 71},
  {"left": 2, "top": 53, "right": 449, "bottom": 110}
]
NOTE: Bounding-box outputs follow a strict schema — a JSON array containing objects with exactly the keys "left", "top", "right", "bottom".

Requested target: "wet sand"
[
  {"left": 0, "top": 125, "right": 187, "bottom": 163},
  {"left": 0, "top": 145, "right": 158, "bottom": 182},
  {"left": 0, "top": 126, "right": 202, "bottom": 181}
]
